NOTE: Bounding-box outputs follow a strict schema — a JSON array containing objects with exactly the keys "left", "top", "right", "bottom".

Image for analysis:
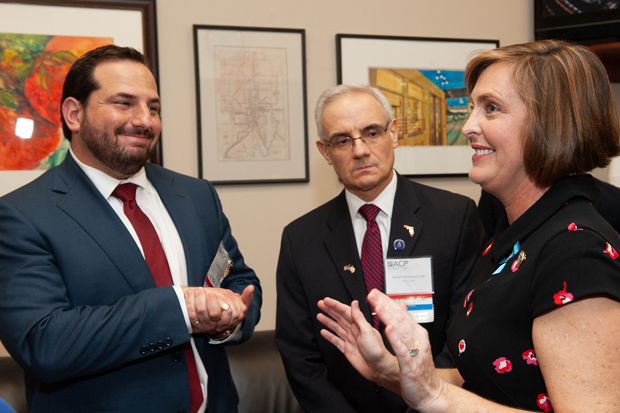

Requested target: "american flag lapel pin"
[{"left": 344, "top": 265, "right": 355, "bottom": 273}]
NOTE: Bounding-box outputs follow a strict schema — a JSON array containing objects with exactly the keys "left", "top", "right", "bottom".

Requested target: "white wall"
[{"left": 0, "top": 0, "right": 535, "bottom": 357}]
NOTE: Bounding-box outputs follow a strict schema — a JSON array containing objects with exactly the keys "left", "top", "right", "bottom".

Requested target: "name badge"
[
  {"left": 204, "top": 242, "right": 233, "bottom": 288},
  {"left": 384, "top": 256, "right": 434, "bottom": 323}
]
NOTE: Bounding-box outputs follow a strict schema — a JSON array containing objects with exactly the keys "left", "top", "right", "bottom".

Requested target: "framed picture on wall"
[
  {"left": 193, "top": 25, "right": 309, "bottom": 185},
  {"left": 0, "top": 0, "right": 159, "bottom": 196},
  {"left": 337, "top": 34, "right": 498, "bottom": 177}
]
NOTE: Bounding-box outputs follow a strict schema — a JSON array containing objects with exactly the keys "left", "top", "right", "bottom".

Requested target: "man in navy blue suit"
[{"left": 0, "top": 45, "right": 261, "bottom": 413}]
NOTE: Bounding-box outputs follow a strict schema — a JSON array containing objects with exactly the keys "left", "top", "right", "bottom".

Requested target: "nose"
[
  {"left": 462, "top": 111, "right": 480, "bottom": 143},
  {"left": 351, "top": 136, "right": 371, "bottom": 158},
  {"left": 131, "top": 104, "right": 154, "bottom": 130}
]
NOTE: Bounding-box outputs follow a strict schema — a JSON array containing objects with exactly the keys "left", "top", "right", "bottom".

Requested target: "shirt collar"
[
  {"left": 69, "top": 148, "right": 154, "bottom": 199},
  {"left": 346, "top": 170, "right": 397, "bottom": 221}
]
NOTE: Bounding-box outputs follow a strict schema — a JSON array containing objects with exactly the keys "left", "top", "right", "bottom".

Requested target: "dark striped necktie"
[{"left": 359, "top": 203, "right": 384, "bottom": 329}]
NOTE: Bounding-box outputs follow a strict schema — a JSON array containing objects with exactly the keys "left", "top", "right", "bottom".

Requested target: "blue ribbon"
[{"left": 492, "top": 241, "right": 520, "bottom": 275}]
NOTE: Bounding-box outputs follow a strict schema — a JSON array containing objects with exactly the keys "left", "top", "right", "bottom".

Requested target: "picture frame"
[
  {"left": 0, "top": 0, "right": 160, "bottom": 196},
  {"left": 337, "top": 34, "right": 498, "bottom": 177},
  {"left": 193, "top": 25, "right": 308, "bottom": 185}
]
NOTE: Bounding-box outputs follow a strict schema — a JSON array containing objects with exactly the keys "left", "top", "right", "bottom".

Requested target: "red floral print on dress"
[
  {"left": 493, "top": 357, "right": 512, "bottom": 373},
  {"left": 537, "top": 393, "right": 553, "bottom": 412},
  {"left": 483, "top": 242, "right": 493, "bottom": 256},
  {"left": 458, "top": 339, "right": 466, "bottom": 356},
  {"left": 553, "top": 282, "right": 573, "bottom": 305},
  {"left": 604, "top": 242, "right": 619, "bottom": 259},
  {"left": 522, "top": 349, "right": 538, "bottom": 365},
  {"left": 466, "top": 302, "right": 473, "bottom": 316},
  {"left": 567, "top": 222, "right": 583, "bottom": 231}
]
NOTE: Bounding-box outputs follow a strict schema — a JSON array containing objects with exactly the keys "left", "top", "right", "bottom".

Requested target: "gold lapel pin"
[
  {"left": 404, "top": 225, "right": 414, "bottom": 237},
  {"left": 512, "top": 250, "right": 526, "bottom": 272},
  {"left": 344, "top": 265, "right": 355, "bottom": 273}
]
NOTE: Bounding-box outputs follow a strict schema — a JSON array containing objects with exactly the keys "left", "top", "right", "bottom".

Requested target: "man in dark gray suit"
[{"left": 275, "top": 84, "right": 485, "bottom": 413}]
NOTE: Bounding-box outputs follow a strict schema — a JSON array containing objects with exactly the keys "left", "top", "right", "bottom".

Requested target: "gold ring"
[
  {"left": 194, "top": 320, "right": 200, "bottom": 326},
  {"left": 409, "top": 340, "right": 419, "bottom": 357},
  {"left": 221, "top": 303, "right": 230, "bottom": 311}
]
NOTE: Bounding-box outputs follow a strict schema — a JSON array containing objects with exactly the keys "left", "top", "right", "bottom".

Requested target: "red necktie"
[
  {"left": 112, "top": 183, "right": 204, "bottom": 413},
  {"left": 359, "top": 204, "right": 384, "bottom": 329}
]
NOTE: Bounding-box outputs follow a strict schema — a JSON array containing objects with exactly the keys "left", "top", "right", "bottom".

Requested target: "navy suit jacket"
[
  {"left": 0, "top": 155, "right": 262, "bottom": 413},
  {"left": 275, "top": 173, "right": 486, "bottom": 413}
]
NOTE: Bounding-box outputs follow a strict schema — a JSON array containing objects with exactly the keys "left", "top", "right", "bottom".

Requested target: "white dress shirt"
[{"left": 70, "top": 149, "right": 208, "bottom": 412}]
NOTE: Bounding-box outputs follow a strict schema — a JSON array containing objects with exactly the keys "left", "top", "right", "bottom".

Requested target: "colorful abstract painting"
[{"left": 0, "top": 34, "right": 111, "bottom": 170}]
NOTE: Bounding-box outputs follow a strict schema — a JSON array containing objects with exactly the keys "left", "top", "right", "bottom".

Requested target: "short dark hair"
[
  {"left": 465, "top": 40, "right": 620, "bottom": 187},
  {"left": 60, "top": 45, "right": 148, "bottom": 141}
]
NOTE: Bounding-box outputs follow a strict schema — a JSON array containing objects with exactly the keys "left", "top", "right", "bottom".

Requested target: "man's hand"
[{"left": 183, "top": 285, "right": 254, "bottom": 335}]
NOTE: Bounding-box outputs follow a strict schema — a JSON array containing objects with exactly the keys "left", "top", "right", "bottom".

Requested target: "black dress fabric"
[{"left": 447, "top": 175, "right": 620, "bottom": 412}]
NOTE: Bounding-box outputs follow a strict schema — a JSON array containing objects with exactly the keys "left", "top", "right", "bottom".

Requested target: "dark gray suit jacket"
[
  {"left": 275, "top": 173, "right": 485, "bottom": 413},
  {"left": 0, "top": 155, "right": 262, "bottom": 413}
]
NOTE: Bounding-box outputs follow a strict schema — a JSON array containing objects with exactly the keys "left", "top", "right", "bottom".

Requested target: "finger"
[
  {"left": 317, "top": 312, "right": 350, "bottom": 340},
  {"left": 193, "top": 287, "right": 207, "bottom": 318},
  {"left": 216, "top": 295, "right": 246, "bottom": 330},
  {"left": 320, "top": 328, "right": 346, "bottom": 353},
  {"left": 205, "top": 292, "right": 223, "bottom": 322},
  {"left": 367, "top": 289, "right": 394, "bottom": 309},
  {"left": 185, "top": 288, "right": 197, "bottom": 322},
  {"left": 217, "top": 304, "right": 234, "bottom": 326},
  {"left": 384, "top": 325, "right": 418, "bottom": 384},
  {"left": 384, "top": 324, "right": 414, "bottom": 359},
  {"left": 240, "top": 285, "right": 254, "bottom": 306},
  {"left": 322, "top": 297, "right": 354, "bottom": 323},
  {"left": 318, "top": 299, "right": 352, "bottom": 326},
  {"left": 350, "top": 300, "right": 372, "bottom": 331}
]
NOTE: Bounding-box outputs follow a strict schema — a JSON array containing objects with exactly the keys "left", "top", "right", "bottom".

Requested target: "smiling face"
[
  {"left": 316, "top": 92, "right": 398, "bottom": 202},
  {"left": 463, "top": 62, "right": 535, "bottom": 201},
  {"left": 67, "top": 60, "right": 161, "bottom": 179}
]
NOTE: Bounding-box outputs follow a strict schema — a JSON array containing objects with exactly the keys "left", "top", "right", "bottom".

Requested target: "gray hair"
[{"left": 314, "top": 84, "right": 394, "bottom": 141}]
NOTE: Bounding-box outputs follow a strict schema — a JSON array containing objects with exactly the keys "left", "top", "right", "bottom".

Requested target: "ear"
[
  {"left": 61, "top": 97, "right": 83, "bottom": 134},
  {"left": 389, "top": 118, "right": 399, "bottom": 149},
  {"left": 316, "top": 139, "right": 333, "bottom": 165}
]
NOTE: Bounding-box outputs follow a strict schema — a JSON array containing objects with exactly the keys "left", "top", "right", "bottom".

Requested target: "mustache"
[{"left": 115, "top": 127, "right": 155, "bottom": 140}]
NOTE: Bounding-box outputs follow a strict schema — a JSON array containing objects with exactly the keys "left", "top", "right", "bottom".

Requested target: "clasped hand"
[{"left": 182, "top": 285, "right": 254, "bottom": 335}]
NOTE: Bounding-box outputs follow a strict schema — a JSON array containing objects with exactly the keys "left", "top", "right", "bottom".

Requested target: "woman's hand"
[
  {"left": 368, "top": 289, "right": 444, "bottom": 410},
  {"left": 317, "top": 297, "right": 400, "bottom": 390}
]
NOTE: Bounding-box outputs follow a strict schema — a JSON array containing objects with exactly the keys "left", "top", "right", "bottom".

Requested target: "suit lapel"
[
  {"left": 323, "top": 192, "right": 373, "bottom": 321},
  {"left": 53, "top": 156, "right": 156, "bottom": 293},
  {"left": 387, "top": 174, "right": 423, "bottom": 259},
  {"left": 147, "top": 165, "right": 204, "bottom": 287}
]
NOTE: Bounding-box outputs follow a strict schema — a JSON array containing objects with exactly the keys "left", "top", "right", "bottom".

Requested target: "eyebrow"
[
  {"left": 472, "top": 92, "right": 503, "bottom": 103},
  {"left": 110, "top": 93, "right": 161, "bottom": 105},
  {"left": 328, "top": 122, "right": 385, "bottom": 140}
]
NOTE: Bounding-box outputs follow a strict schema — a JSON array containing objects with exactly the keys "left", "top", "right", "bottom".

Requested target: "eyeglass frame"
[{"left": 324, "top": 120, "right": 392, "bottom": 153}]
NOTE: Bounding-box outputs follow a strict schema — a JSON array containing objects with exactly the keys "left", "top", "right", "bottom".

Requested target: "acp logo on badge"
[{"left": 387, "top": 260, "right": 409, "bottom": 268}]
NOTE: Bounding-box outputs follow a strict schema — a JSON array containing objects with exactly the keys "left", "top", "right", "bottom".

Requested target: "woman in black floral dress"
[{"left": 318, "top": 40, "right": 620, "bottom": 413}]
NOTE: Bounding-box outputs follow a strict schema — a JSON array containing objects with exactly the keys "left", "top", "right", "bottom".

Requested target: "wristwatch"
[{"left": 209, "top": 329, "right": 233, "bottom": 340}]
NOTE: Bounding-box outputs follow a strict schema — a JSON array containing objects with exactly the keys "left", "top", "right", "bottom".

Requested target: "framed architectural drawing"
[
  {"left": 0, "top": 0, "right": 160, "bottom": 196},
  {"left": 337, "top": 34, "right": 498, "bottom": 177},
  {"left": 194, "top": 25, "right": 308, "bottom": 184}
]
